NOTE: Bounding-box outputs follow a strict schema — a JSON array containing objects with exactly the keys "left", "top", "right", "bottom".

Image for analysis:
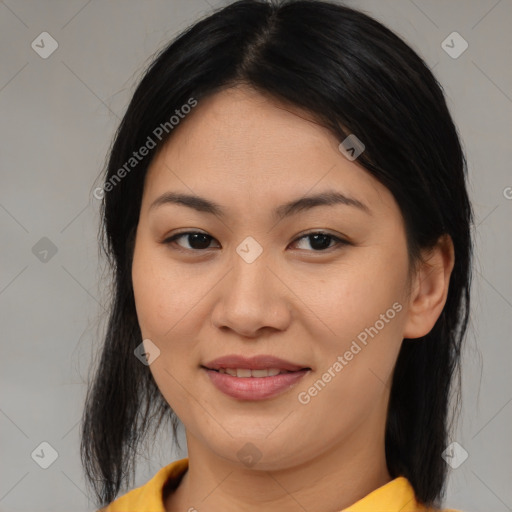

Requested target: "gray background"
[{"left": 0, "top": 1, "right": 511, "bottom": 511}]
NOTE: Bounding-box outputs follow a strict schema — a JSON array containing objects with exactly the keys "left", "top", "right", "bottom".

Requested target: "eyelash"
[{"left": 162, "top": 230, "right": 350, "bottom": 253}]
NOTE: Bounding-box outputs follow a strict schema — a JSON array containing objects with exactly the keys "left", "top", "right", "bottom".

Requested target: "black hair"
[{"left": 81, "top": 0, "right": 474, "bottom": 508}]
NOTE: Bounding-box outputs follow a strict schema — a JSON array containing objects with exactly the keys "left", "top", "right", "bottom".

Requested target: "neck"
[{"left": 166, "top": 417, "right": 392, "bottom": 512}]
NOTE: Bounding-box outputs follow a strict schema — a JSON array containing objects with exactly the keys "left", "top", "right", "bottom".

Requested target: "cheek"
[
  {"left": 308, "top": 244, "right": 409, "bottom": 345},
  {"left": 301, "top": 240, "right": 408, "bottom": 403},
  {"left": 294, "top": 273, "right": 406, "bottom": 449},
  {"left": 131, "top": 240, "right": 201, "bottom": 414},
  {"left": 131, "top": 245, "right": 166, "bottom": 337},
  {"left": 131, "top": 239, "right": 199, "bottom": 339}
]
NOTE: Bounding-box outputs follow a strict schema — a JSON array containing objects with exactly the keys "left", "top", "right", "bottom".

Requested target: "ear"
[{"left": 402, "top": 234, "right": 455, "bottom": 339}]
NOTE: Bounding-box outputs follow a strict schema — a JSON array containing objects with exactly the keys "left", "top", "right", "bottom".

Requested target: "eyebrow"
[{"left": 148, "top": 189, "right": 372, "bottom": 220}]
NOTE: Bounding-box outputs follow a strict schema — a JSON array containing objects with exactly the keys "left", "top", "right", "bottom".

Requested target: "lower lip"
[{"left": 203, "top": 368, "right": 309, "bottom": 401}]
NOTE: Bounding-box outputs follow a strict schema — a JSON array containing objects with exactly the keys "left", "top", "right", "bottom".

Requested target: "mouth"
[
  {"left": 201, "top": 355, "right": 311, "bottom": 400},
  {"left": 202, "top": 354, "right": 310, "bottom": 372},
  {"left": 203, "top": 367, "right": 308, "bottom": 377}
]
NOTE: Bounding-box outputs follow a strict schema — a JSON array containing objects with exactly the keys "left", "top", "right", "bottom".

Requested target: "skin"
[{"left": 131, "top": 85, "right": 455, "bottom": 512}]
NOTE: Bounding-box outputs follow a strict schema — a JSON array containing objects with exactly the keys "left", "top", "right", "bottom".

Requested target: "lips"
[
  {"left": 202, "top": 354, "right": 310, "bottom": 372},
  {"left": 201, "top": 354, "right": 311, "bottom": 400}
]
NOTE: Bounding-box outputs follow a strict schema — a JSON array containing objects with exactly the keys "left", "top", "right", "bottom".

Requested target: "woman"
[{"left": 81, "top": 1, "right": 473, "bottom": 511}]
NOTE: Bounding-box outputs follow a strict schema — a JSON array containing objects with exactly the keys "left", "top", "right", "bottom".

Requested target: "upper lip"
[{"left": 202, "top": 355, "right": 310, "bottom": 372}]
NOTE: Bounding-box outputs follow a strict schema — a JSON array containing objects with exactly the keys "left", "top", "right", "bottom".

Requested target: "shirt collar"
[
  {"left": 142, "top": 458, "right": 429, "bottom": 512},
  {"left": 341, "top": 475, "right": 428, "bottom": 511}
]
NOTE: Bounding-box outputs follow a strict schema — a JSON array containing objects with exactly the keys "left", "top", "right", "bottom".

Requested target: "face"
[{"left": 131, "top": 85, "right": 415, "bottom": 470}]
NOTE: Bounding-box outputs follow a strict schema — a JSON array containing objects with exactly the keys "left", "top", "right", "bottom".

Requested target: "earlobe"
[{"left": 402, "top": 234, "right": 455, "bottom": 339}]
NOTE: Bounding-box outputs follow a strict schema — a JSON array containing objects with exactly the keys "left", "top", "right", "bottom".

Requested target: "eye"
[
  {"left": 163, "top": 231, "right": 219, "bottom": 251},
  {"left": 162, "top": 230, "right": 349, "bottom": 253},
  {"left": 290, "top": 231, "right": 349, "bottom": 252}
]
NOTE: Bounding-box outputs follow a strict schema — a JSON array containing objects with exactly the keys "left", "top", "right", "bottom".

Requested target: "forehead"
[{"left": 142, "top": 86, "right": 395, "bottom": 218}]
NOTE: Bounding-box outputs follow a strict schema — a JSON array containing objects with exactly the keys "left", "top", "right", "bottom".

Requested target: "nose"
[{"left": 210, "top": 248, "right": 291, "bottom": 338}]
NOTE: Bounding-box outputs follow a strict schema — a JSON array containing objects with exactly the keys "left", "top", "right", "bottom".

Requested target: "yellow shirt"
[{"left": 101, "top": 457, "right": 462, "bottom": 512}]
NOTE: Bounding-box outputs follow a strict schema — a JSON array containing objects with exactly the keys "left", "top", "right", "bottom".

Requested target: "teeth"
[
  {"left": 252, "top": 369, "right": 272, "bottom": 377},
  {"left": 217, "top": 368, "right": 288, "bottom": 377}
]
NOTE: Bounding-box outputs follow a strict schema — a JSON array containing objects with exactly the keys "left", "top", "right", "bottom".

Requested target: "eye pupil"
[
  {"left": 188, "top": 233, "right": 211, "bottom": 250},
  {"left": 309, "top": 233, "right": 332, "bottom": 250}
]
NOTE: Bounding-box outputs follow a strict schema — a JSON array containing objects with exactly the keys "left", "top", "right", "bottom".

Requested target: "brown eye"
[
  {"left": 290, "top": 232, "right": 349, "bottom": 252},
  {"left": 163, "top": 231, "right": 219, "bottom": 251}
]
